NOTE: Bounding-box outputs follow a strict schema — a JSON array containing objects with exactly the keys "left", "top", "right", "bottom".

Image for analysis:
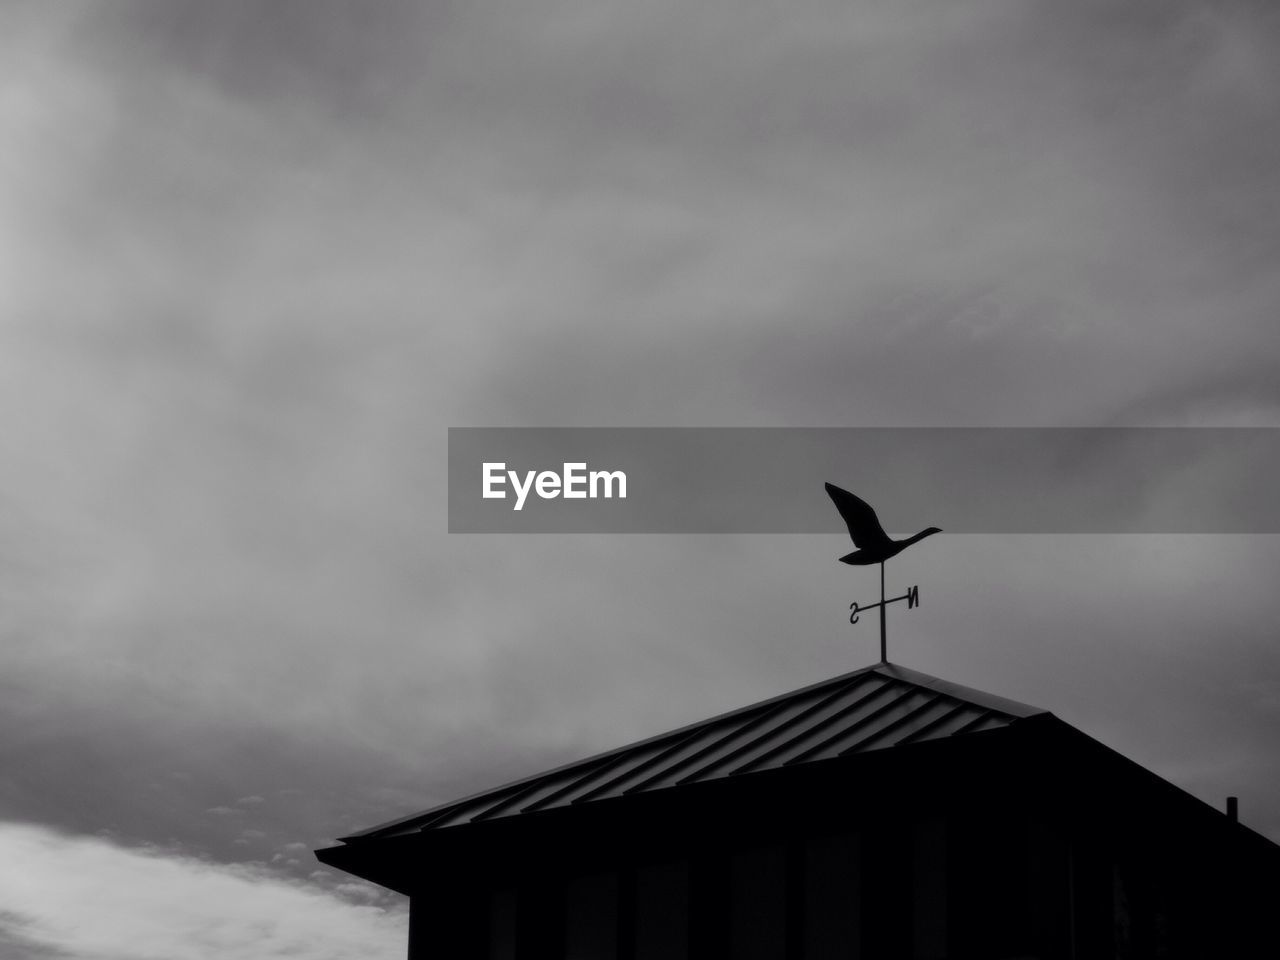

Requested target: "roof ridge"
[
  {"left": 338, "top": 661, "right": 1044, "bottom": 842},
  {"left": 872, "top": 662, "right": 1049, "bottom": 719}
]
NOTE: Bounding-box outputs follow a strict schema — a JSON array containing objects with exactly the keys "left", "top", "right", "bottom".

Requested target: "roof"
[{"left": 341, "top": 661, "right": 1048, "bottom": 842}]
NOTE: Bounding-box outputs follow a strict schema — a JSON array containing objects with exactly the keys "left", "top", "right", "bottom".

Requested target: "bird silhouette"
[{"left": 825, "top": 482, "right": 941, "bottom": 565}]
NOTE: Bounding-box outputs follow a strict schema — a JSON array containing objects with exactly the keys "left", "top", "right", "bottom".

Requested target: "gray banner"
[{"left": 447, "top": 428, "right": 1280, "bottom": 533}]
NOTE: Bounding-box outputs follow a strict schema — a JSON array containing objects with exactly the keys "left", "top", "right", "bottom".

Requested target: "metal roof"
[{"left": 342, "top": 661, "right": 1048, "bottom": 842}]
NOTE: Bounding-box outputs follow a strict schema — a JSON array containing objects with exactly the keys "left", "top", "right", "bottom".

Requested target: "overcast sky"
[{"left": 2, "top": 1, "right": 1279, "bottom": 957}]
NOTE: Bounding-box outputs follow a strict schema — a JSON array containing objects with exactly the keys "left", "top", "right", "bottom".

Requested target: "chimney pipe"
[{"left": 1226, "top": 796, "right": 1238, "bottom": 822}]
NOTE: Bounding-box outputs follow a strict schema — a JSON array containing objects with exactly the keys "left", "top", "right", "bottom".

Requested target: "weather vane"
[{"left": 825, "top": 483, "right": 941, "bottom": 662}]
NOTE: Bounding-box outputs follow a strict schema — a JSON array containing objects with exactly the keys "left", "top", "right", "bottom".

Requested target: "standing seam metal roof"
[{"left": 341, "top": 661, "right": 1047, "bottom": 842}]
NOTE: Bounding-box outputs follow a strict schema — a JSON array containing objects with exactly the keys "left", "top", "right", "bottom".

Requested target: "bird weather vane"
[{"left": 825, "top": 483, "right": 941, "bottom": 663}]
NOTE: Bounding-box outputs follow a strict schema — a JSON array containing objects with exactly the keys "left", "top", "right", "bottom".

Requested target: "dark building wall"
[
  {"left": 365, "top": 720, "right": 1278, "bottom": 960},
  {"left": 411, "top": 817, "right": 1274, "bottom": 960},
  {"left": 410, "top": 818, "right": 1071, "bottom": 958}
]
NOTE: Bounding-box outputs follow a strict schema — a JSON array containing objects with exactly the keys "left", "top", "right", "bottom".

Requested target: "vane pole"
[{"left": 879, "top": 561, "right": 887, "bottom": 662}]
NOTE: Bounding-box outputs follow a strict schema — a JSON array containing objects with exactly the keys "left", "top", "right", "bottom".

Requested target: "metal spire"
[{"left": 848, "top": 561, "right": 919, "bottom": 662}]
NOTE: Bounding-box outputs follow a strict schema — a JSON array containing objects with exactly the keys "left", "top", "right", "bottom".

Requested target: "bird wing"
[{"left": 824, "top": 483, "right": 891, "bottom": 549}]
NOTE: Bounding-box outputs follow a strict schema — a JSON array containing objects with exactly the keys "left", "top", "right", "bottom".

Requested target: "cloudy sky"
[{"left": 2, "top": 1, "right": 1278, "bottom": 957}]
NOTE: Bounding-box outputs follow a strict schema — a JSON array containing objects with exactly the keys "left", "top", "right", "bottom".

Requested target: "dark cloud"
[
  {"left": 1, "top": 1, "right": 1278, "bottom": 949},
  {"left": 0, "top": 914, "right": 72, "bottom": 960},
  {"left": 76, "top": 0, "right": 446, "bottom": 117}
]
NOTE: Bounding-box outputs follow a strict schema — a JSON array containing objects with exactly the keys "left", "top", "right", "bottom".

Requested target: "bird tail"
[{"left": 838, "top": 550, "right": 863, "bottom": 565}]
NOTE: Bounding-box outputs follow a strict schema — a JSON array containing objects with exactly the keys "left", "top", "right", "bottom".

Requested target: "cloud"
[
  {"left": 0, "top": 0, "right": 1277, "bottom": 939},
  {"left": 332, "top": 882, "right": 389, "bottom": 904},
  {"left": 0, "top": 821, "right": 406, "bottom": 960}
]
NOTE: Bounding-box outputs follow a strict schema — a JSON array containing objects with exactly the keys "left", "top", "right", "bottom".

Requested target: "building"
[{"left": 316, "top": 660, "right": 1280, "bottom": 958}]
